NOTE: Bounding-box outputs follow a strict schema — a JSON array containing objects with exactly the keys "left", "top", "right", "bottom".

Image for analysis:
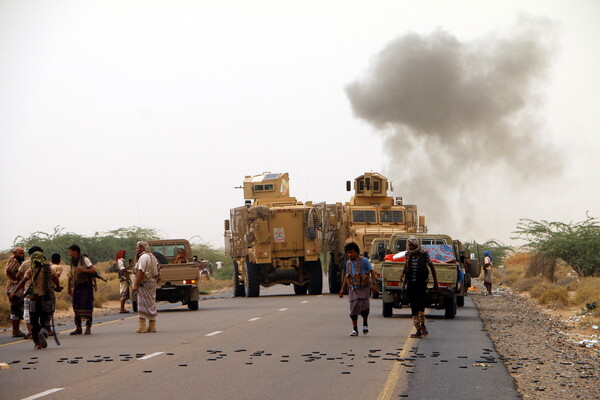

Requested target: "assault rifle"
[{"left": 93, "top": 272, "right": 108, "bottom": 282}]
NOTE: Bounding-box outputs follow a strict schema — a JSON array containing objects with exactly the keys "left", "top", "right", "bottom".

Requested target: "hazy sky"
[{"left": 1, "top": 0, "right": 599, "bottom": 251}]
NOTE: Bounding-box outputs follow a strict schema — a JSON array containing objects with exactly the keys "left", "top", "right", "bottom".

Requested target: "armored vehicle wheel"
[
  {"left": 132, "top": 300, "right": 138, "bottom": 312},
  {"left": 328, "top": 257, "right": 341, "bottom": 294},
  {"left": 294, "top": 283, "right": 308, "bottom": 295},
  {"left": 245, "top": 261, "right": 260, "bottom": 297},
  {"left": 457, "top": 295, "right": 465, "bottom": 307},
  {"left": 233, "top": 261, "right": 245, "bottom": 297},
  {"left": 444, "top": 295, "right": 457, "bottom": 319},
  {"left": 382, "top": 301, "right": 393, "bottom": 317},
  {"left": 307, "top": 260, "right": 323, "bottom": 295},
  {"left": 188, "top": 300, "right": 199, "bottom": 310}
]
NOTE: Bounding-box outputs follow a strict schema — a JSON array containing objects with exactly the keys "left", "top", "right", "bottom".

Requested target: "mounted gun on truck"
[
  {"left": 224, "top": 172, "right": 322, "bottom": 297},
  {"left": 321, "top": 172, "right": 427, "bottom": 295},
  {"left": 380, "top": 233, "right": 480, "bottom": 319}
]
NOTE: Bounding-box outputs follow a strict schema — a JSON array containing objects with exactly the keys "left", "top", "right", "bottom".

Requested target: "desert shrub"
[
  {"left": 537, "top": 285, "right": 570, "bottom": 306},
  {"left": 555, "top": 276, "right": 579, "bottom": 291},
  {"left": 511, "top": 276, "right": 545, "bottom": 293},
  {"left": 513, "top": 215, "right": 600, "bottom": 277},
  {"left": 504, "top": 253, "right": 531, "bottom": 267},
  {"left": 573, "top": 277, "right": 600, "bottom": 305},
  {"left": 213, "top": 262, "right": 233, "bottom": 281}
]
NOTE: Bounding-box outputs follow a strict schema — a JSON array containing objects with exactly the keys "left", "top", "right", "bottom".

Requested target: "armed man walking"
[
  {"left": 132, "top": 241, "right": 159, "bottom": 333},
  {"left": 339, "top": 242, "right": 378, "bottom": 336},
  {"left": 4, "top": 247, "right": 27, "bottom": 338},
  {"left": 67, "top": 244, "right": 96, "bottom": 335},
  {"left": 10, "top": 250, "right": 61, "bottom": 349},
  {"left": 401, "top": 237, "right": 438, "bottom": 338}
]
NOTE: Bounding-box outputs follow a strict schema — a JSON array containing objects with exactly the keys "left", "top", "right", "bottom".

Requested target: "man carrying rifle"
[
  {"left": 115, "top": 249, "right": 131, "bottom": 313},
  {"left": 10, "top": 250, "right": 62, "bottom": 349},
  {"left": 67, "top": 244, "right": 96, "bottom": 336}
]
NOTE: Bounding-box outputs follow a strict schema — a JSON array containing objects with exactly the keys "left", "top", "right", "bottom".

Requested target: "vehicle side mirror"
[
  {"left": 224, "top": 219, "right": 230, "bottom": 231},
  {"left": 346, "top": 180, "right": 351, "bottom": 191},
  {"left": 378, "top": 250, "right": 385, "bottom": 262}
]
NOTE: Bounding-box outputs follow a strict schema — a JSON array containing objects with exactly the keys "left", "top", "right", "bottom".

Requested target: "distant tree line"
[
  {"left": 9, "top": 226, "right": 228, "bottom": 267},
  {"left": 11, "top": 226, "right": 160, "bottom": 263}
]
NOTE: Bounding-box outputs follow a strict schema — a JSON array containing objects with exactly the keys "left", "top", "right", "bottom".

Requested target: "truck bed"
[{"left": 159, "top": 263, "right": 200, "bottom": 284}]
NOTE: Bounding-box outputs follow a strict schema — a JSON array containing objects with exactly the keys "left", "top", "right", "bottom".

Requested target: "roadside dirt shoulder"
[{"left": 471, "top": 282, "right": 600, "bottom": 399}]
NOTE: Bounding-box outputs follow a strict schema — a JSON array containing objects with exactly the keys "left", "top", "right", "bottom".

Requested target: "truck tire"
[
  {"left": 188, "top": 300, "right": 199, "bottom": 311},
  {"left": 328, "top": 256, "right": 341, "bottom": 294},
  {"left": 444, "top": 295, "right": 457, "bottom": 319},
  {"left": 245, "top": 261, "right": 260, "bottom": 297},
  {"left": 307, "top": 260, "right": 323, "bottom": 295},
  {"left": 457, "top": 295, "right": 465, "bottom": 307},
  {"left": 294, "top": 283, "right": 308, "bottom": 295},
  {"left": 233, "top": 261, "right": 245, "bottom": 297},
  {"left": 132, "top": 300, "right": 138, "bottom": 312},
  {"left": 382, "top": 301, "right": 393, "bottom": 317}
]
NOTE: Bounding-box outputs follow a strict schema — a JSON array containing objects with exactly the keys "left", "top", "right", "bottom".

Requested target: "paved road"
[{"left": 0, "top": 283, "right": 518, "bottom": 400}]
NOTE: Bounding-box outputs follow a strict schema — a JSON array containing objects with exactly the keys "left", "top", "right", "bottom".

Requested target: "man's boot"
[
  {"left": 410, "top": 315, "right": 422, "bottom": 338},
  {"left": 147, "top": 320, "right": 156, "bottom": 333},
  {"left": 11, "top": 319, "right": 26, "bottom": 338},
  {"left": 135, "top": 318, "right": 147, "bottom": 333},
  {"left": 70, "top": 322, "right": 83, "bottom": 335},
  {"left": 84, "top": 320, "right": 92, "bottom": 335},
  {"left": 418, "top": 311, "right": 428, "bottom": 337}
]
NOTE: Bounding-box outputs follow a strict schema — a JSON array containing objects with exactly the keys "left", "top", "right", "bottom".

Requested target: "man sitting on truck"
[{"left": 401, "top": 237, "right": 438, "bottom": 338}]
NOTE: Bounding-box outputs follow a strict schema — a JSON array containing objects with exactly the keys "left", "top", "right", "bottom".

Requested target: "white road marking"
[
  {"left": 248, "top": 317, "right": 261, "bottom": 321},
  {"left": 278, "top": 308, "right": 288, "bottom": 311},
  {"left": 301, "top": 301, "right": 309, "bottom": 303},
  {"left": 206, "top": 331, "right": 223, "bottom": 336},
  {"left": 137, "top": 352, "right": 164, "bottom": 360},
  {"left": 22, "top": 388, "right": 64, "bottom": 400}
]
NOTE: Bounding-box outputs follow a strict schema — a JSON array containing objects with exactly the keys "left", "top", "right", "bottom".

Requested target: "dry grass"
[{"left": 502, "top": 252, "right": 600, "bottom": 317}]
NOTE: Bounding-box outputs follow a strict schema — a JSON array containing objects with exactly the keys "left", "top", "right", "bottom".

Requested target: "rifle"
[{"left": 93, "top": 272, "right": 108, "bottom": 283}]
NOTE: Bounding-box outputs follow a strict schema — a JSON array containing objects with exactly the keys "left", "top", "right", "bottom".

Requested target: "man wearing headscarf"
[
  {"left": 401, "top": 237, "right": 439, "bottom": 338},
  {"left": 132, "top": 241, "right": 159, "bottom": 333},
  {"left": 483, "top": 250, "right": 493, "bottom": 295},
  {"left": 115, "top": 250, "right": 131, "bottom": 313},
  {"left": 10, "top": 251, "right": 61, "bottom": 349},
  {"left": 4, "top": 247, "right": 27, "bottom": 338}
]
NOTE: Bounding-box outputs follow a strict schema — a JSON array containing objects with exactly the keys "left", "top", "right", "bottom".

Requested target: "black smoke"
[{"left": 345, "top": 16, "right": 561, "bottom": 235}]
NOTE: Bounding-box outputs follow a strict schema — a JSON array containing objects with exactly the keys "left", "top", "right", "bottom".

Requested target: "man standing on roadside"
[
  {"left": 4, "top": 247, "right": 27, "bottom": 338},
  {"left": 132, "top": 241, "right": 159, "bottom": 333},
  {"left": 68, "top": 244, "right": 96, "bottom": 335},
  {"left": 339, "top": 242, "right": 378, "bottom": 336},
  {"left": 401, "top": 237, "right": 439, "bottom": 338},
  {"left": 115, "top": 250, "right": 131, "bottom": 313}
]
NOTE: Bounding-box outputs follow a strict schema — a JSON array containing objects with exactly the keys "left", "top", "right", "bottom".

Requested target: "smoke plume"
[{"left": 345, "top": 16, "right": 561, "bottom": 237}]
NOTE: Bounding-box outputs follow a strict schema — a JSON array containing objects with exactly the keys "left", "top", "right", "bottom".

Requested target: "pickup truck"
[
  {"left": 380, "top": 233, "right": 478, "bottom": 319},
  {"left": 132, "top": 239, "right": 200, "bottom": 311}
]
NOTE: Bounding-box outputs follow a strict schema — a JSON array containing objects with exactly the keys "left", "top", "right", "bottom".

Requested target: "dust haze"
[{"left": 346, "top": 16, "right": 562, "bottom": 240}]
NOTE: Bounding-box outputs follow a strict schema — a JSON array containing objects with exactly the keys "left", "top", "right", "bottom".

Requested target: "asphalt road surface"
[{"left": 0, "top": 283, "right": 519, "bottom": 400}]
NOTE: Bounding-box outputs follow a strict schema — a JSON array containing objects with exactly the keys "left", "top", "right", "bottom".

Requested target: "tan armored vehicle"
[
  {"left": 132, "top": 239, "right": 200, "bottom": 311},
  {"left": 224, "top": 172, "right": 322, "bottom": 297},
  {"left": 322, "top": 172, "right": 426, "bottom": 295}
]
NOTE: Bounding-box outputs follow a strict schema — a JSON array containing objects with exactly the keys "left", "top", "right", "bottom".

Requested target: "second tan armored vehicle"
[
  {"left": 224, "top": 172, "right": 322, "bottom": 297},
  {"left": 322, "top": 172, "right": 427, "bottom": 294}
]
